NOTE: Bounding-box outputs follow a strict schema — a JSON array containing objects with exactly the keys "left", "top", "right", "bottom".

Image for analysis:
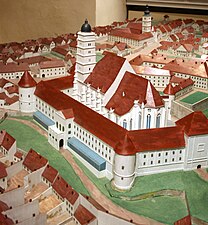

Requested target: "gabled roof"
[
  {"left": 18, "top": 71, "right": 37, "bottom": 88},
  {"left": 35, "top": 81, "right": 126, "bottom": 149},
  {"left": 52, "top": 175, "right": 72, "bottom": 198},
  {"left": 65, "top": 189, "right": 79, "bottom": 205},
  {"left": 23, "top": 149, "right": 48, "bottom": 171},
  {"left": 74, "top": 205, "right": 96, "bottom": 225},
  {"left": 84, "top": 53, "right": 126, "bottom": 93},
  {"left": 176, "top": 111, "right": 208, "bottom": 136},
  {"left": 0, "top": 130, "right": 16, "bottom": 151},
  {"left": 42, "top": 75, "right": 74, "bottom": 91},
  {"left": 39, "top": 59, "right": 65, "bottom": 69},
  {"left": 106, "top": 72, "right": 164, "bottom": 115},
  {"left": 163, "top": 83, "right": 175, "bottom": 95},
  {"left": 128, "top": 126, "right": 185, "bottom": 152},
  {"left": 0, "top": 200, "right": 9, "bottom": 212},
  {"left": 42, "top": 164, "right": 58, "bottom": 184}
]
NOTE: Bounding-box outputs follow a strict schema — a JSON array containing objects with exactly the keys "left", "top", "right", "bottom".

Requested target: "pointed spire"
[{"left": 18, "top": 71, "right": 37, "bottom": 88}]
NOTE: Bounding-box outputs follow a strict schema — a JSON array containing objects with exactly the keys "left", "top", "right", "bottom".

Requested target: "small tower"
[
  {"left": 75, "top": 19, "right": 96, "bottom": 82},
  {"left": 18, "top": 71, "right": 37, "bottom": 113},
  {"left": 113, "top": 134, "right": 136, "bottom": 190},
  {"left": 142, "top": 5, "right": 152, "bottom": 33}
]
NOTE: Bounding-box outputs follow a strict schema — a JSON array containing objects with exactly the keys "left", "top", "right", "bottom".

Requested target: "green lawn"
[
  {"left": 0, "top": 119, "right": 89, "bottom": 195},
  {"left": 180, "top": 91, "right": 208, "bottom": 104},
  {"left": 203, "top": 109, "right": 208, "bottom": 118},
  {"left": 1, "top": 118, "right": 208, "bottom": 225}
]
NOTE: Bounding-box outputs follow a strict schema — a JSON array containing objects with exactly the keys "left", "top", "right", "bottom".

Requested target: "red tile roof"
[
  {"left": 0, "top": 200, "right": 9, "bottom": 212},
  {"left": 115, "top": 133, "right": 136, "bottom": 155},
  {"left": 61, "top": 108, "right": 74, "bottom": 119},
  {"left": 14, "top": 151, "right": 23, "bottom": 159},
  {"left": 5, "top": 96, "right": 19, "bottom": 105},
  {"left": 85, "top": 53, "right": 125, "bottom": 93},
  {"left": 52, "top": 175, "right": 72, "bottom": 198},
  {"left": 106, "top": 72, "right": 164, "bottom": 115},
  {"left": 110, "top": 29, "right": 153, "bottom": 41},
  {"left": 128, "top": 126, "right": 185, "bottom": 153},
  {"left": 42, "top": 164, "right": 58, "bottom": 184},
  {"left": 18, "top": 71, "right": 37, "bottom": 88},
  {"left": 0, "top": 62, "right": 29, "bottom": 73},
  {"left": 35, "top": 82, "right": 126, "bottom": 149},
  {"left": 176, "top": 111, "right": 208, "bottom": 136},
  {"left": 5, "top": 85, "right": 18, "bottom": 94},
  {"left": 0, "top": 162, "right": 7, "bottom": 179},
  {"left": 16, "top": 56, "right": 49, "bottom": 65},
  {"left": 39, "top": 59, "right": 65, "bottom": 69},
  {"left": 174, "top": 214, "right": 191, "bottom": 225},
  {"left": 0, "top": 130, "right": 15, "bottom": 151},
  {"left": 0, "top": 78, "right": 9, "bottom": 88},
  {"left": 74, "top": 205, "right": 96, "bottom": 225},
  {"left": 23, "top": 149, "right": 48, "bottom": 172},
  {"left": 65, "top": 189, "right": 79, "bottom": 205},
  {"left": 43, "top": 75, "right": 74, "bottom": 90},
  {"left": 163, "top": 83, "right": 175, "bottom": 95},
  {"left": 0, "top": 213, "right": 14, "bottom": 225}
]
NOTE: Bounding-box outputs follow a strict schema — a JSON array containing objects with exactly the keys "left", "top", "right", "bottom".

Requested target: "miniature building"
[{"left": 142, "top": 5, "right": 152, "bottom": 33}]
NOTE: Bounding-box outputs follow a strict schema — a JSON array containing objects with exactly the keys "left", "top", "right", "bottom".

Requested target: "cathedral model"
[{"left": 16, "top": 19, "right": 208, "bottom": 191}]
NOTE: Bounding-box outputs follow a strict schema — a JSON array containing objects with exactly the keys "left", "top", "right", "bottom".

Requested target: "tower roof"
[
  {"left": 81, "top": 19, "right": 92, "bottom": 32},
  {"left": 144, "top": 5, "right": 150, "bottom": 16},
  {"left": 18, "top": 71, "right": 37, "bottom": 88}
]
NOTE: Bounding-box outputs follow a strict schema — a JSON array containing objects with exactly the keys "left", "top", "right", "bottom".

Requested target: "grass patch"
[
  {"left": 73, "top": 156, "right": 188, "bottom": 225},
  {"left": 203, "top": 109, "right": 208, "bottom": 118},
  {"left": 180, "top": 91, "right": 208, "bottom": 104},
  {"left": 0, "top": 119, "right": 89, "bottom": 195},
  {"left": 8, "top": 115, "right": 34, "bottom": 122}
]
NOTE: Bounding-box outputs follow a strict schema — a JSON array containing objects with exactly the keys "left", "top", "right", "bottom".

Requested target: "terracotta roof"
[
  {"left": 0, "top": 130, "right": 15, "bottom": 151},
  {"left": 163, "top": 83, "right": 175, "bottom": 95},
  {"left": 176, "top": 111, "right": 208, "bottom": 136},
  {"left": 0, "top": 62, "right": 29, "bottom": 73},
  {"left": 23, "top": 149, "right": 48, "bottom": 172},
  {"left": 69, "top": 40, "right": 77, "bottom": 48},
  {"left": 0, "top": 213, "right": 14, "bottom": 225},
  {"left": 35, "top": 82, "right": 126, "bottom": 149},
  {"left": 0, "top": 78, "right": 9, "bottom": 88},
  {"left": 84, "top": 53, "right": 126, "bottom": 93},
  {"left": 110, "top": 29, "right": 153, "bottom": 41},
  {"left": 65, "top": 189, "right": 79, "bottom": 205},
  {"left": 14, "top": 151, "right": 23, "bottom": 159},
  {"left": 174, "top": 214, "right": 191, "bottom": 225},
  {"left": 106, "top": 72, "right": 164, "bottom": 115},
  {"left": 16, "top": 56, "right": 49, "bottom": 65},
  {"left": 52, "top": 175, "right": 72, "bottom": 198},
  {"left": 128, "top": 126, "right": 185, "bottom": 153},
  {"left": 115, "top": 133, "right": 136, "bottom": 155},
  {"left": 0, "top": 200, "right": 9, "bottom": 212},
  {"left": 43, "top": 75, "right": 74, "bottom": 91},
  {"left": 5, "top": 85, "right": 18, "bottom": 94},
  {"left": 52, "top": 46, "right": 68, "bottom": 56},
  {"left": 0, "top": 162, "right": 7, "bottom": 179},
  {"left": 18, "top": 71, "right": 37, "bottom": 88},
  {"left": 133, "top": 65, "right": 170, "bottom": 76},
  {"left": 61, "top": 108, "right": 74, "bottom": 119},
  {"left": 39, "top": 59, "right": 65, "bottom": 69},
  {"left": 42, "top": 164, "right": 58, "bottom": 184},
  {"left": 74, "top": 205, "right": 96, "bottom": 225},
  {"left": 5, "top": 96, "right": 19, "bottom": 105}
]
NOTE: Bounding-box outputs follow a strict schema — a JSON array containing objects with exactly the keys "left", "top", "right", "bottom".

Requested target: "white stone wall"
[
  {"left": 136, "top": 148, "right": 185, "bottom": 176},
  {"left": 39, "top": 66, "right": 66, "bottom": 78},
  {"left": 19, "top": 87, "right": 36, "bottom": 113}
]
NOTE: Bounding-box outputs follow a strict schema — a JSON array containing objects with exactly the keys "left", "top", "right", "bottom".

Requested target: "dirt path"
[
  {"left": 7, "top": 117, "right": 48, "bottom": 138},
  {"left": 60, "top": 149, "right": 164, "bottom": 225},
  {"left": 195, "top": 168, "right": 208, "bottom": 182},
  {"left": 5, "top": 117, "right": 164, "bottom": 225}
]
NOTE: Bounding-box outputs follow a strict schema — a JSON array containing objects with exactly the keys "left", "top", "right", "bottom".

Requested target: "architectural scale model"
[{"left": 0, "top": 5, "right": 208, "bottom": 225}]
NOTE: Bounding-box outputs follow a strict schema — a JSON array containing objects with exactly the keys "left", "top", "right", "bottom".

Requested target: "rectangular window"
[{"left": 197, "top": 144, "right": 205, "bottom": 152}]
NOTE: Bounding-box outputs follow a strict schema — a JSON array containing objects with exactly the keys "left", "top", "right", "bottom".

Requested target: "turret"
[
  {"left": 18, "top": 71, "right": 37, "bottom": 113},
  {"left": 113, "top": 134, "right": 136, "bottom": 190}
]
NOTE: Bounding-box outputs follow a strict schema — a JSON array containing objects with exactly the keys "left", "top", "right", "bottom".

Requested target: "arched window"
[
  {"left": 123, "top": 119, "right": 127, "bottom": 129},
  {"left": 130, "top": 119, "right": 133, "bottom": 130},
  {"left": 156, "top": 114, "right": 161, "bottom": 128},
  {"left": 138, "top": 113, "right": 141, "bottom": 129},
  {"left": 146, "top": 114, "right": 151, "bottom": 129}
]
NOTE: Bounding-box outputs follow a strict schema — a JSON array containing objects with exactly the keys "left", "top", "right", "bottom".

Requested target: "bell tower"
[
  {"left": 75, "top": 19, "right": 96, "bottom": 82},
  {"left": 142, "top": 5, "right": 152, "bottom": 33}
]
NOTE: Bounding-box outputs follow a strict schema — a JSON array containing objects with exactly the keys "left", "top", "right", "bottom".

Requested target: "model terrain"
[{"left": 0, "top": 5, "right": 208, "bottom": 225}]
